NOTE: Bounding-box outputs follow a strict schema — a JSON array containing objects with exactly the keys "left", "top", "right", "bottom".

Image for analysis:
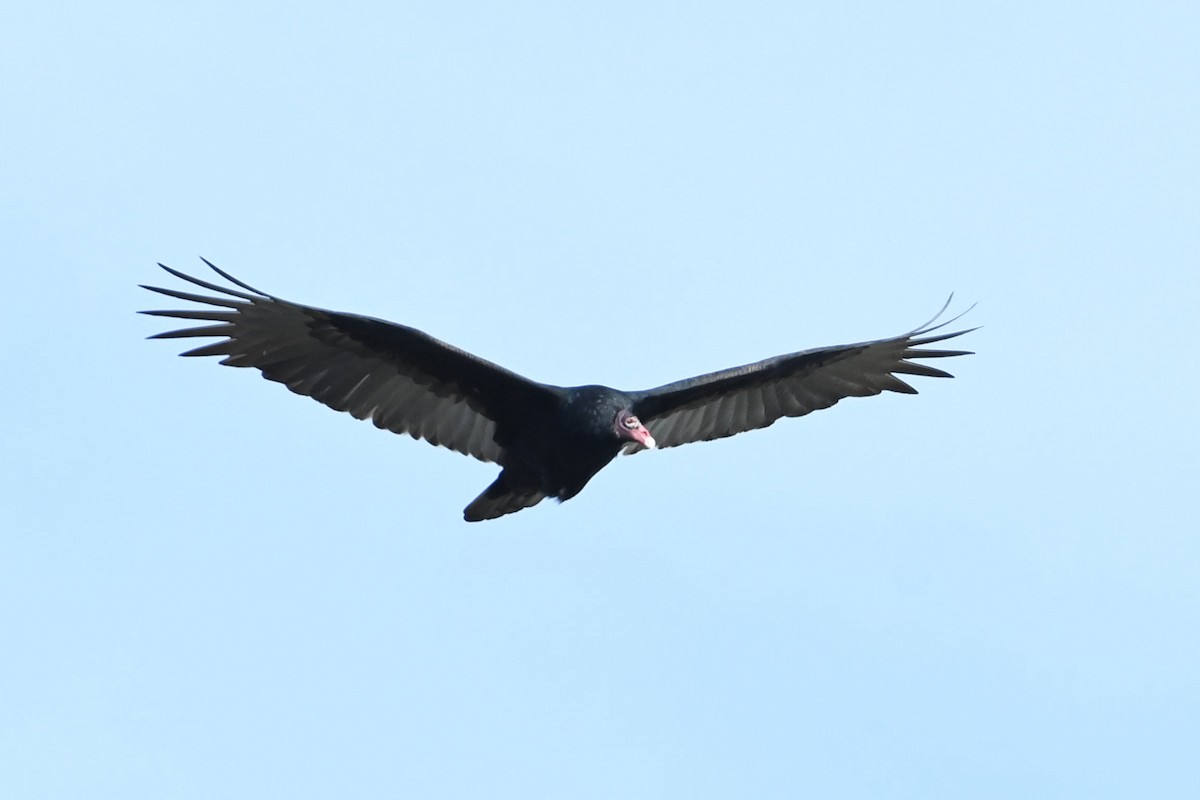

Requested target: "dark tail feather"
[{"left": 463, "top": 470, "right": 547, "bottom": 522}]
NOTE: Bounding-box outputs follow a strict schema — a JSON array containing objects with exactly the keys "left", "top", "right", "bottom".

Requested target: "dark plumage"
[{"left": 142, "top": 260, "right": 976, "bottom": 521}]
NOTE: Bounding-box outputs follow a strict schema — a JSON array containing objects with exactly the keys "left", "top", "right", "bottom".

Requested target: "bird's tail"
[{"left": 463, "top": 471, "right": 547, "bottom": 522}]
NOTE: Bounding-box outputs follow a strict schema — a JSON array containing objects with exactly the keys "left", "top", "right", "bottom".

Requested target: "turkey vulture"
[{"left": 142, "top": 260, "right": 975, "bottom": 521}]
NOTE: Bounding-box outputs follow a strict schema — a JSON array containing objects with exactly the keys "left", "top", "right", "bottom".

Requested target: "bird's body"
[
  {"left": 464, "top": 386, "right": 640, "bottom": 521},
  {"left": 142, "top": 261, "right": 975, "bottom": 521}
]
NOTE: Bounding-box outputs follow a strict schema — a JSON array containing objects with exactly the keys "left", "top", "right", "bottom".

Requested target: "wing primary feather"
[
  {"left": 908, "top": 328, "right": 979, "bottom": 347},
  {"left": 915, "top": 293, "right": 956, "bottom": 330},
  {"left": 180, "top": 341, "right": 237, "bottom": 358},
  {"left": 199, "top": 257, "right": 275, "bottom": 297},
  {"left": 140, "top": 308, "right": 238, "bottom": 322},
  {"left": 892, "top": 361, "right": 955, "bottom": 379},
  {"left": 903, "top": 347, "right": 973, "bottom": 359},
  {"left": 154, "top": 263, "right": 260, "bottom": 301},
  {"left": 910, "top": 299, "right": 978, "bottom": 336},
  {"left": 879, "top": 375, "right": 919, "bottom": 394},
  {"left": 140, "top": 285, "right": 245, "bottom": 309},
  {"left": 148, "top": 324, "right": 234, "bottom": 340}
]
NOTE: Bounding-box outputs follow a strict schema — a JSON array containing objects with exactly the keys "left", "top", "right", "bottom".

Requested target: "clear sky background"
[{"left": 3, "top": 2, "right": 1197, "bottom": 798}]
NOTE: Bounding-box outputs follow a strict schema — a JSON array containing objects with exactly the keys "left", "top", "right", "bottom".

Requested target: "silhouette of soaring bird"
[{"left": 142, "top": 260, "right": 975, "bottom": 521}]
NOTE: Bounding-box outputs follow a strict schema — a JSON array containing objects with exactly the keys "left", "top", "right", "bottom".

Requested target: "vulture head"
[{"left": 615, "top": 408, "right": 656, "bottom": 451}]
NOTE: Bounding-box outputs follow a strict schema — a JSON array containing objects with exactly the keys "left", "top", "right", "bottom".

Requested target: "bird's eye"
[{"left": 624, "top": 415, "right": 640, "bottom": 428}]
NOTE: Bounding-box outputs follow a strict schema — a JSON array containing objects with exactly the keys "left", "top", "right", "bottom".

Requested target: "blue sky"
[{"left": 3, "top": 1, "right": 1198, "bottom": 797}]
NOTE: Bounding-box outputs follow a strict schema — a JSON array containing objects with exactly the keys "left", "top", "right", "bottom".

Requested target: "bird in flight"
[{"left": 142, "top": 260, "right": 975, "bottom": 521}]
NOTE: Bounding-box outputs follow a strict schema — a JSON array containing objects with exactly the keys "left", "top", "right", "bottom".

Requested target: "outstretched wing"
[
  {"left": 141, "top": 260, "right": 557, "bottom": 463},
  {"left": 629, "top": 300, "right": 975, "bottom": 450}
]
